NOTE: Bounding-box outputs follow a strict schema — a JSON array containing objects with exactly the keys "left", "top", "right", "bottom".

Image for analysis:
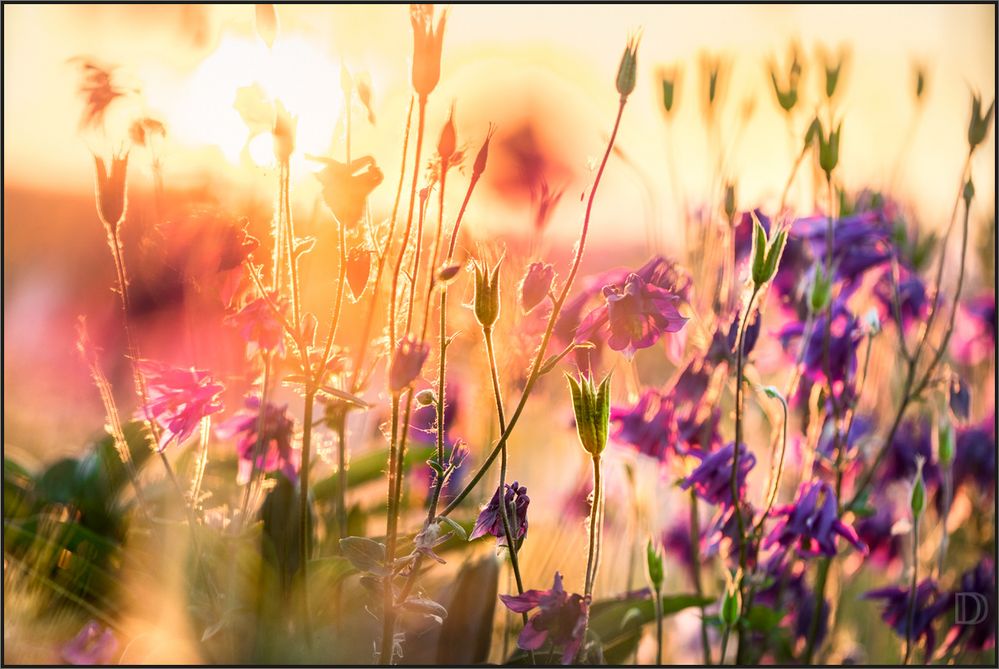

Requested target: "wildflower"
[
  {"left": 610, "top": 390, "right": 676, "bottom": 462},
  {"left": 769, "top": 43, "right": 803, "bottom": 112},
  {"left": 216, "top": 396, "right": 298, "bottom": 485},
  {"left": 967, "top": 93, "right": 995, "bottom": 149},
  {"left": 755, "top": 554, "right": 830, "bottom": 646},
  {"left": 62, "top": 620, "right": 118, "bottom": 665},
  {"left": 567, "top": 373, "right": 611, "bottom": 458},
  {"left": 575, "top": 264, "right": 687, "bottom": 359},
  {"left": 93, "top": 151, "right": 128, "bottom": 231},
  {"left": 854, "top": 505, "right": 905, "bottom": 570},
  {"left": 137, "top": 360, "right": 225, "bottom": 451},
  {"left": 345, "top": 246, "right": 372, "bottom": 300},
  {"left": 388, "top": 335, "right": 430, "bottom": 393},
  {"left": 470, "top": 481, "right": 530, "bottom": 547},
  {"left": 72, "top": 58, "right": 129, "bottom": 131},
  {"left": 532, "top": 180, "right": 564, "bottom": 234},
  {"left": 499, "top": 572, "right": 588, "bottom": 665},
  {"left": 951, "top": 294, "right": 996, "bottom": 366},
  {"left": 944, "top": 560, "right": 996, "bottom": 653},
  {"left": 311, "top": 155, "right": 384, "bottom": 229},
  {"left": 616, "top": 33, "right": 641, "bottom": 101},
  {"left": 764, "top": 481, "right": 867, "bottom": 557},
  {"left": 410, "top": 4, "right": 447, "bottom": 99},
  {"left": 874, "top": 267, "right": 929, "bottom": 331},
  {"left": 227, "top": 293, "right": 287, "bottom": 356},
  {"left": 128, "top": 116, "right": 167, "bottom": 148},
  {"left": 437, "top": 103, "right": 457, "bottom": 163},
  {"left": 679, "top": 443, "right": 756, "bottom": 507},
  {"left": 953, "top": 415, "right": 996, "bottom": 496},
  {"left": 657, "top": 65, "right": 680, "bottom": 115},
  {"left": 519, "top": 262, "right": 555, "bottom": 313},
  {"left": 778, "top": 299, "right": 864, "bottom": 400},
  {"left": 792, "top": 210, "right": 893, "bottom": 285},
  {"left": 864, "top": 579, "right": 950, "bottom": 658},
  {"left": 880, "top": 418, "right": 940, "bottom": 491},
  {"left": 273, "top": 100, "right": 296, "bottom": 163},
  {"left": 471, "top": 258, "right": 503, "bottom": 329},
  {"left": 703, "top": 502, "right": 759, "bottom": 567}
]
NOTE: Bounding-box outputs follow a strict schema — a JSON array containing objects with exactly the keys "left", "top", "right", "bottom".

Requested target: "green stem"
[
  {"left": 689, "top": 490, "right": 712, "bottom": 665},
  {"left": 580, "top": 454, "right": 603, "bottom": 655},
  {"left": 381, "top": 394, "right": 401, "bottom": 665},
  {"left": 904, "top": 518, "right": 920, "bottom": 664},
  {"left": 298, "top": 389, "right": 315, "bottom": 647}
]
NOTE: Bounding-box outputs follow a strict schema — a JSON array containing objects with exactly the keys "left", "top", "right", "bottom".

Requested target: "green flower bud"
[
  {"left": 968, "top": 94, "right": 995, "bottom": 150},
  {"left": 724, "top": 181, "right": 737, "bottom": 221},
  {"left": 415, "top": 389, "right": 437, "bottom": 406},
  {"left": 910, "top": 455, "right": 927, "bottom": 518},
  {"left": 818, "top": 121, "right": 842, "bottom": 177},
  {"left": 472, "top": 258, "right": 502, "bottom": 329},
  {"left": 567, "top": 373, "right": 611, "bottom": 458},
  {"left": 809, "top": 265, "right": 833, "bottom": 313},
  {"left": 646, "top": 538, "right": 664, "bottom": 592},
  {"left": 659, "top": 67, "right": 679, "bottom": 114},
  {"left": 938, "top": 416, "right": 956, "bottom": 466},
  {"left": 750, "top": 215, "right": 787, "bottom": 288},
  {"left": 963, "top": 178, "right": 975, "bottom": 206},
  {"left": 862, "top": 308, "right": 882, "bottom": 336},
  {"left": 720, "top": 571, "right": 742, "bottom": 627},
  {"left": 616, "top": 33, "right": 641, "bottom": 101}
]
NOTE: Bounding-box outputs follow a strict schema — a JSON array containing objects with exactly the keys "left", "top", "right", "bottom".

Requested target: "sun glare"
[{"left": 157, "top": 33, "right": 343, "bottom": 171}]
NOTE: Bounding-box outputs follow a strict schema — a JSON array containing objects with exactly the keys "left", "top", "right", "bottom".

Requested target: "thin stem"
[
  {"left": 317, "top": 216, "right": 349, "bottom": 384},
  {"left": 583, "top": 454, "right": 602, "bottom": 596},
  {"left": 381, "top": 394, "right": 401, "bottom": 665},
  {"left": 689, "top": 490, "right": 712, "bottom": 665},
  {"left": 335, "top": 414, "right": 349, "bottom": 540},
  {"left": 803, "top": 558, "right": 831, "bottom": 664},
  {"left": 904, "top": 518, "right": 920, "bottom": 664},
  {"left": 298, "top": 389, "right": 315, "bottom": 647},
  {"left": 653, "top": 580, "right": 664, "bottom": 665}
]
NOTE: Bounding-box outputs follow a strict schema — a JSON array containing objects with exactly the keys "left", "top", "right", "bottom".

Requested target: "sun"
[{"left": 155, "top": 32, "right": 344, "bottom": 173}]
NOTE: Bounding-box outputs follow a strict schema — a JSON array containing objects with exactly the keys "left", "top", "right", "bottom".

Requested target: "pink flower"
[
  {"left": 519, "top": 262, "right": 555, "bottom": 313},
  {"left": 216, "top": 396, "right": 298, "bottom": 484},
  {"left": 500, "top": 572, "right": 588, "bottom": 665},
  {"left": 137, "top": 360, "right": 225, "bottom": 451},
  {"left": 388, "top": 335, "right": 430, "bottom": 393},
  {"left": 227, "top": 293, "right": 287, "bottom": 356},
  {"left": 62, "top": 621, "right": 118, "bottom": 665}
]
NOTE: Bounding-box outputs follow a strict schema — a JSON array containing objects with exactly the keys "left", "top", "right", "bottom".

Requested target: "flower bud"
[
  {"left": 862, "top": 308, "right": 882, "bottom": 336},
  {"left": 472, "top": 125, "right": 495, "bottom": 181},
  {"left": 345, "top": 246, "right": 372, "bottom": 300},
  {"left": 910, "top": 455, "right": 927, "bottom": 518},
  {"left": 938, "top": 415, "right": 956, "bottom": 466},
  {"left": 388, "top": 335, "right": 430, "bottom": 393},
  {"left": 273, "top": 100, "right": 296, "bottom": 164},
  {"left": 410, "top": 4, "right": 447, "bottom": 100},
  {"left": 963, "top": 178, "right": 975, "bottom": 206},
  {"left": 721, "top": 571, "right": 742, "bottom": 627},
  {"left": 818, "top": 121, "right": 841, "bottom": 177},
  {"left": 809, "top": 265, "right": 833, "bottom": 314},
  {"left": 415, "top": 388, "right": 437, "bottom": 407},
  {"left": 567, "top": 373, "right": 611, "bottom": 458},
  {"left": 646, "top": 537, "right": 664, "bottom": 592},
  {"left": 472, "top": 258, "right": 502, "bottom": 329},
  {"left": 914, "top": 64, "right": 927, "bottom": 102},
  {"left": 724, "top": 181, "right": 737, "bottom": 221},
  {"left": 616, "top": 33, "right": 641, "bottom": 101},
  {"left": 751, "top": 215, "right": 786, "bottom": 288},
  {"left": 949, "top": 376, "right": 970, "bottom": 423},
  {"left": 519, "top": 262, "right": 555, "bottom": 313},
  {"left": 968, "top": 94, "right": 995, "bottom": 150},
  {"left": 436, "top": 263, "right": 461, "bottom": 284},
  {"left": 93, "top": 152, "right": 129, "bottom": 231},
  {"left": 437, "top": 103, "right": 457, "bottom": 164},
  {"left": 658, "top": 66, "right": 679, "bottom": 114}
]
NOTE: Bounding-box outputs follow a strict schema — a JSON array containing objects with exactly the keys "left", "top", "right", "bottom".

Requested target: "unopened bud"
[
  {"left": 646, "top": 537, "right": 665, "bottom": 592},
  {"left": 910, "top": 455, "right": 927, "bottom": 518},
  {"left": 809, "top": 265, "right": 833, "bottom": 313},
  {"left": 616, "top": 33, "right": 641, "bottom": 101},
  {"left": 721, "top": 571, "right": 742, "bottom": 627},
  {"left": 438, "top": 103, "right": 457, "bottom": 163},
  {"left": 472, "top": 258, "right": 502, "bottom": 329},
  {"left": 415, "top": 388, "right": 437, "bottom": 406},
  {"left": 436, "top": 263, "right": 461, "bottom": 284},
  {"left": 567, "top": 373, "right": 611, "bottom": 458},
  {"left": 938, "top": 416, "right": 956, "bottom": 466}
]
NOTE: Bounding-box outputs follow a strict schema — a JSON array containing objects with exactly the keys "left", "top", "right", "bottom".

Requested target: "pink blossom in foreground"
[
  {"left": 62, "top": 621, "right": 118, "bottom": 665},
  {"left": 137, "top": 360, "right": 224, "bottom": 451},
  {"left": 216, "top": 396, "right": 298, "bottom": 484},
  {"left": 500, "top": 572, "right": 588, "bottom": 665}
]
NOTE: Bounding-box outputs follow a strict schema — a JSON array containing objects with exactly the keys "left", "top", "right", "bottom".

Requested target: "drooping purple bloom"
[
  {"left": 951, "top": 294, "right": 996, "bottom": 366},
  {"left": 702, "top": 502, "right": 759, "bottom": 568},
  {"left": 706, "top": 305, "right": 762, "bottom": 368},
  {"left": 880, "top": 418, "right": 940, "bottom": 491},
  {"left": 216, "top": 396, "right": 298, "bottom": 484},
  {"left": 610, "top": 390, "right": 678, "bottom": 462},
  {"left": 388, "top": 335, "right": 430, "bottom": 392},
  {"left": 470, "top": 481, "right": 529, "bottom": 547},
  {"left": 679, "top": 443, "right": 756, "bottom": 507},
  {"left": 944, "top": 559, "right": 996, "bottom": 653},
  {"left": 137, "top": 360, "right": 225, "bottom": 451},
  {"left": 864, "top": 579, "right": 950, "bottom": 659},
  {"left": 778, "top": 299, "right": 864, "bottom": 401},
  {"left": 62, "top": 621, "right": 118, "bottom": 665},
  {"left": 953, "top": 415, "right": 996, "bottom": 496},
  {"left": 661, "top": 520, "right": 696, "bottom": 585},
  {"left": 854, "top": 505, "right": 905, "bottom": 570},
  {"left": 764, "top": 481, "right": 867, "bottom": 557},
  {"left": 499, "top": 572, "right": 588, "bottom": 665},
  {"left": 791, "top": 210, "right": 893, "bottom": 285}
]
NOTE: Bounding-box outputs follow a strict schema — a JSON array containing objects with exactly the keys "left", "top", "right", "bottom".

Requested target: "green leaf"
[
  {"left": 438, "top": 516, "right": 468, "bottom": 542},
  {"left": 438, "top": 556, "right": 499, "bottom": 664},
  {"left": 588, "top": 592, "right": 712, "bottom": 663},
  {"left": 312, "top": 445, "right": 433, "bottom": 502},
  {"left": 339, "top": 536, "right": 387, "bottom": 574}
]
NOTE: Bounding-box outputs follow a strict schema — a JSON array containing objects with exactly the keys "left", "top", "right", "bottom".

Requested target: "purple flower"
[
  {"left": 499, "top": 572, "right": 588, "bottom": 665},
  {"left": 62, "top": 621, "right": 118, "bottom": 665},
  {"left": 519, "top": 262, "right": 555, "bottom": 313},
  {"left": 954, "top": 415, "right": 996, "bottom": 496},
  {"left": 854, "top": 505, "right": 904, "bottom": 570},
  {"left": 778, "top": 299, "right": 864, "bottom": 401},
  {"left": 880, "top": 418, "right": 940, "bottom": 491},
  {"left": 408, "top": 381, "right": 460, "bottom": 447},
  {"left": 137, "top": 360, "right": 225, "bottom": 451},
  {"left": 470, "top": 481, "right": 529, "bottom": 547},
  {"left": 610, "top": 390, "right": 677, "bottom": 462},
  {"left": 952, "top": 294, "right": 996, "bottom": 366},
  {"left": 216, "top": 396, "right": 298, "bottom": 484},
  {"left": 755, "top": 554, "right": 829, "bottom": 647},
  {"left": 702, "top": 502, "right": 759, "bottom": 568},
  {"left": 661, "top": 520, "right": 696, "bottom": 584},
  {"left": 944, "top": 560, "right": 996, "bottom": 653},
  {"left": 864, "top": 579, "right": 950, "bottom": 659},
  {"left": 388, "top": 335, "right": 430, "bottom": 392},
  {"left": 792, "top": 210, "right": 893, "bottom": 285},
  {"left": 227, "top": 293, "right": 287, "bottom": 356},
  {"left": 706, "top": 305, "right": 762, "bottom": 367},
  {"left": 679, "top": 443, "right": 756, "bottom": 507},
  {"left": 764, "top": 481, "right": 867, "bottom": 557}
]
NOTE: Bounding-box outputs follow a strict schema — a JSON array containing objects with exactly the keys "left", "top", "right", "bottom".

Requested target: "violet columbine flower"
[
  {"left": 764, "top": 481, "right": 867, "bottom": 557},
  {"left": 944, "top": 559, "right": 996, "bottom": 653},
  {"left": 227, "top": 293, "right": 287, "bottom": 356},
  {"left": 791, "top": 209, "right": 894, "bottom": 286},
  {"left": 388, "top": 335, "right": 430, "bottom": 393},
  {"left": 470, "top": 481, "right": 529, "bottom": 547},
  {"left": 778, "top": 299, "right": 864, "bottom": 400},
  {"left": 854, "top": 505, "right": 905, "bottom": 571},
  {"left": 880, "top": 418, "right": 940, "bottom": 491},
  {"left": 216, "top": 396, "right": 298, "bottom": 484},
  {"left": 874, "top": 267, "right": 929, "bottom": 331},
  {"left": 702, "top": 502, "right": 759, "bottom": 568},
  {"left": 519, "top": 262, "right": 555, "bottom": 313},
  {"left": 137, "top": 360, "right": 225, "bottom": 451},
  {"left": 679, "top": 443, "right": 756, "bottom": 507},
  {"left": 951, "top": 294, "right": 996, "bottom": 366},
  {"left": 62, "top": 620, "right": 118, "bottom": 665},
  {"left": 953, "top": 415, "right": 996, "bottom": 497},
  {"left": 610, "top": 390, "right": 677, "bottom": 462},
  {"left": 499, "top": 572, "right": 588, "bottom": 665},
  {"left": 864, "top": 579, "right": 950, "bottom": 658}
]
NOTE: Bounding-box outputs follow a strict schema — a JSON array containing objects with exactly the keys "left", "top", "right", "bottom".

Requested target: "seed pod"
[
  {"left": 567, "top": 373, "right": 611, "bottom": 458},
  {"left": 910, "top": 455, "right": 927, "bottom": 518},
  {"left": 472, "top": 259, "right": 502, "bottom": 329},
  {"left": 616, "top": 33, "right": 641, "bottom": 101}
]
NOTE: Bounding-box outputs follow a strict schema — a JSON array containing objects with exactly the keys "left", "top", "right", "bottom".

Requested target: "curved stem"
[{"left": 904, "top": 518, "right": 920, "bottom": 664}]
